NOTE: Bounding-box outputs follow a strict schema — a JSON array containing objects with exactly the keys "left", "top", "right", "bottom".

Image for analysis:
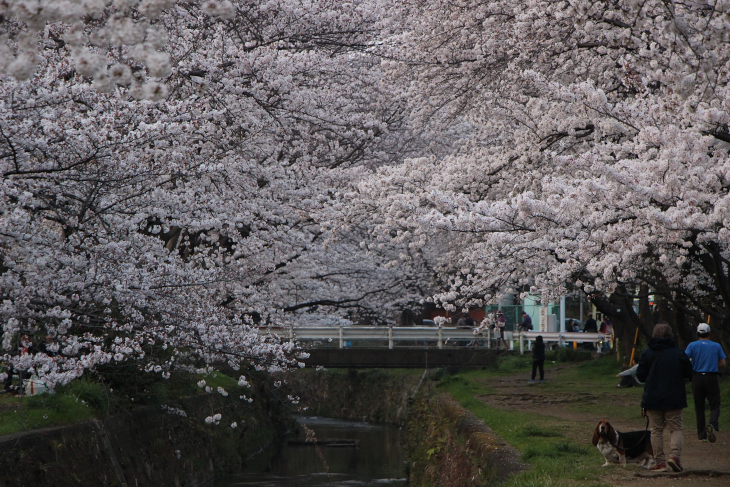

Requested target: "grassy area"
[
  {"left": 438, "top": 375, "right": 611, "bottom": 487},
  {"left": 0, "top": 369, "right": 252, "bottom": 437},
  {"left": 0, "top": 388, "right": 95, "bottom": 436},
  {"left": 434, "top": 353, "right": 730, "bottom": 487}
]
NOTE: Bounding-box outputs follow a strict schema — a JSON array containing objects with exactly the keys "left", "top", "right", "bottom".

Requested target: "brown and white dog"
[{"left": 592, "top": 420, "right": 653, "bottom": 468}]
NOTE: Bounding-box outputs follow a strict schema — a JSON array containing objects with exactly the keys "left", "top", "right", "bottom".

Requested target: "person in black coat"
[
  {"left": 584, "top": 313, "right": 598, "bottom": 333},
  {"left": 582, "top": 314, "right": 598, "bottom": 351},
  {"left": 529, "top": 335, "right": 545, "bottom": 384},
  {"left": 636, "top": 324, "right": 693, "bottom": 473}
]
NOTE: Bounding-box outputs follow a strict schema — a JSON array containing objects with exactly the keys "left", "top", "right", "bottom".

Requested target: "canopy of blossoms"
[
  {"left": 352, "top": 0, "right": 730, "bottom": 343},
  {"left": 0, "top": 0, "right": 431, "bottom": 388},
  {"left": 3, "top": 0, "right": 730, "bottom": 387}
]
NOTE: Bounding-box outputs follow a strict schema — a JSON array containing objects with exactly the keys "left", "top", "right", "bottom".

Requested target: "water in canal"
[{"left": 218, "top": 416, "right": 407, "bottom": 487}]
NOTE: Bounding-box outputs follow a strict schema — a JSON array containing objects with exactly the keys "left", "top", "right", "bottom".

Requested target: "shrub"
[{"left": 547, "top": 347, "right": 593, "bottom": 362}]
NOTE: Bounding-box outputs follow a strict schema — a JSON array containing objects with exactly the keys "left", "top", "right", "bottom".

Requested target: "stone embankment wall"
[
  {"left": 404, "top": 393, "right": 525, "bottom": 487},
  {"left": 279, "top": 368, "right": 428, "bottom": 424},
  {"left": 0, "top": 392, "right": 290, "bottom": 487},
  {"left": 0, "top": 368, "right": 520, "bottom": 487},
  {"left": 283, "top": 367, "right": 525, "bottom": 485}
]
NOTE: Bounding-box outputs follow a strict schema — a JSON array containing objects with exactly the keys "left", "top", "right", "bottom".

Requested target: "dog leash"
[{"left": 620, "top": 414, "right": 651, "bottom": 452}]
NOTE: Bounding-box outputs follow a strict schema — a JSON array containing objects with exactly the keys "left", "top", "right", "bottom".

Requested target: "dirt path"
[{"left": 473, "top": 366, "right": 730, "bottom": 486}]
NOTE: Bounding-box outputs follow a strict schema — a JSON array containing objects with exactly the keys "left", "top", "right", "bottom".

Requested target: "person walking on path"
[
  {"left": 529, "top": 335, "right": 545, "bottom": 384},
  {"left": 685, "top": 323, "right": 727, "bottom": 442},
  {"left": 636, "top": 323, "right": 693, "bottom": 473}
]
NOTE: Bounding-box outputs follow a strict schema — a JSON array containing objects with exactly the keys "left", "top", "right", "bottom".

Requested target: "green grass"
[
  {"left": 0, "top": 369, "right": 254, "bottom": 436},
  {"left": 199, "top": 371, "right": 239, "bottom": 390},
  {"left": 496, "top": 354, "right": 533, "bottom": 372},
  {"left": 519, "top": 424, "right": 564, "bottom": 438},
  {"left": 438, "top": 394, "right": 613, "bottom": 486},
  {"left": 434, "top": 355, "right": 640, "bottom": 487},
  {"left": 0, "top": 391, "right": 95, "bottom": 435},
  {"left": 433, "top": 353, "right": 730, "bottom": 486}
]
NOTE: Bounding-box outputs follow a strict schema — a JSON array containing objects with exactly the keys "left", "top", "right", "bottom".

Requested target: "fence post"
[
  {"left": 388, "top": 326, "right": 393, "bottom": 349},
  {"left": 486, "top": 327, "right": 491, "bottom": 349},
  {"left": 438, "top": 324, "right": 443, "bottom": 349},
  {"left": 519, "top": 332, "right": 524, "bottom": 355},
  {"left": 339, "top": 325, "right": 344, "bottom": 349},
  {"left": 289, "top": 326, "right": 294, "bottom": 345}
]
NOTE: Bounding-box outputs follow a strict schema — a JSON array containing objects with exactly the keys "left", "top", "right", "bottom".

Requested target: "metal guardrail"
[
  {"left": 519, "top": 331, "right": 607, "bottom": 354},
  {"left": 259, "top": 325, "right": 475, "bottom": 349},
  {"left": 259, "top": 326, "right": 607, "bottom": 353}
]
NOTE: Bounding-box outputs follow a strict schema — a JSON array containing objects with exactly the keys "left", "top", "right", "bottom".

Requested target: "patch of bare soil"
[{"left": 474, "top": 367, "right": 730, "bottom": 486}]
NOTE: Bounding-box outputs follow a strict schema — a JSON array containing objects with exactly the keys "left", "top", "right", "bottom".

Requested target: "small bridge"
[{"left": 258, "top": 326, "right": 608, "bottom": 368}]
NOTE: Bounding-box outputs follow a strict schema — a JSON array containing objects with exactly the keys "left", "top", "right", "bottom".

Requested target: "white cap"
[{"left": 697, "top": 323, "right": 711, "bottom": 334}]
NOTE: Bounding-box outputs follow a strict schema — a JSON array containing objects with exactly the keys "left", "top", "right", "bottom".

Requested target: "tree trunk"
[{"left": 591, "top": 289, "right": 645, "bottom": 365}]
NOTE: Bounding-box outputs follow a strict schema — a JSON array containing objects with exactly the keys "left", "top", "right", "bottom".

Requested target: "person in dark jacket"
[
  {"left": 518, "top": 312, "right": 533, "bottom": 332},
  {"left": 584, "top": 313, "right": 598, "bottom": 333},
  {"left": 636, "top": 324, "right": 693, "bottom": 473},
  {"left": 529, "top": 335, "right": 545, "bottom": 384}
]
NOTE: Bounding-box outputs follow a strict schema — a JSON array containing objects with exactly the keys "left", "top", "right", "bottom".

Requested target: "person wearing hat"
[{"left": 685, "top": 323, "right": 727, "bottom": 442}]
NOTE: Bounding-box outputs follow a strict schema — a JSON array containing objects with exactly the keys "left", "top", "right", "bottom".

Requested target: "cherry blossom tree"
[
  {"left": 6, "top": 0, "right": 730, "bottom": 386},
  {"left": 0, "top": 0, "right": 423, "bottom": 389},
  {"left": 352, "top": 0, "right": 730, "bottom": 348}
]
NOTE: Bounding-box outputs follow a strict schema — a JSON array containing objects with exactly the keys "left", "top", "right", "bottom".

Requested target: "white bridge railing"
[
  {"left": 518, "top": 331, "right": 607, "bottom": 354},
  {"left": 259, "top": 326, "right": 607, "bottom": 354}
]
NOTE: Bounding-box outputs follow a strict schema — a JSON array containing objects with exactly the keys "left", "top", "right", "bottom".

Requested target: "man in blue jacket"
[
  {"left": 518, "top": 312, "right": 532, "bottom": 332},
  {"left": 636, "top": 323, "right": 693, "bottom": 473},
  {"left": 685, "top": 323, "right": 727, "bottom": 443}
]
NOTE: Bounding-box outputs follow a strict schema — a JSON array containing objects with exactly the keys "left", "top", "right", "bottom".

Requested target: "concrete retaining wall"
[
  {"left": 279, "top": 368, "right": 426, "bottom": 424},
  {"left": 0, "top": 392, "right": 290, "bottom": 487},
  {"left": 405, "top": 394, "right": 526, "bottom": 486}
]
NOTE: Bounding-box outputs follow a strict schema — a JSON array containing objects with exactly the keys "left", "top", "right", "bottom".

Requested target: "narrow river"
[{"left": 218, "top": 416, "right": 407, "bottom": 487}]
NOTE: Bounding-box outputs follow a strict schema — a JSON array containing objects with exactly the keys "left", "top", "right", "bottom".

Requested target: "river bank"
[
  {"left": 217, "top": 415, "right": 408, "bottom": 487},
  {"left": 0, "top": 368, "right": 429, "bottom": 486},
  {"left": 279, "top": 366, "right": 525, "bottom": 486},
  {"left": 405, "top": 392, "right": 525, "bottom": 486},
  {"left": 439, "top": 356, "right": 730, "bottom": 486},
  {"left": 0, "top": 361, "right": 542, "bottom": 487},
  {"left": 277, "top": 368, "right": 426, "bottom": 424},
  {"left": 0, "top": 383, "right": 291, "bottom": 487}
]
